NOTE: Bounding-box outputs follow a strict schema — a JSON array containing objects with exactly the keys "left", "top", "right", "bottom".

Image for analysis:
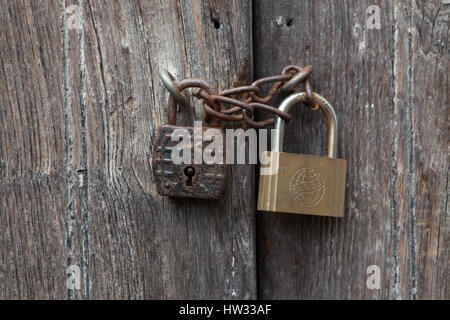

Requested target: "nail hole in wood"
[{"left": 212, "top": 17, "right": 221, "bottom": 29}]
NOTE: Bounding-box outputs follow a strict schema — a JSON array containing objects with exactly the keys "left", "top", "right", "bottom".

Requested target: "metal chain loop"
[{"left": 159, "top": 65, "right": 317, "bottom": 128}]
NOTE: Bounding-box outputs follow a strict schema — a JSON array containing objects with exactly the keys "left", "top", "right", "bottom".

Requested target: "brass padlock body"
[
  {"left": 258, "top": 92, "right": 347, "bottom": 217},
  {"left": 258, "top": 151, "right": 346, "bottom": 217}
]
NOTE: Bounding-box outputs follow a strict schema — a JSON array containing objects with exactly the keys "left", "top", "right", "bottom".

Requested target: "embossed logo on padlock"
[
  {"left": 289, "top": 167, "right": 326, "bottom": 207},
  {"left": 258, "top": 92, "right": 347, "bottom": 217}
]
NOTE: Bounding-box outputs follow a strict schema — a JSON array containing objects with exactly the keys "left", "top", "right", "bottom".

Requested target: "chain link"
[{"left": 159, "top": 65, "right": 318, "bottom": 128}]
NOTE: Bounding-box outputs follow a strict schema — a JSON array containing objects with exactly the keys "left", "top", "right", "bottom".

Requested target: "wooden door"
[
  {"left": 0, "top": 0, "right": 255, "bottom": 299},
  {"left": 0, "top": 0, "right": 447, "bottom": 299},
  {"left": 254, "top": 0, "right": 448, "bottom": 299}
]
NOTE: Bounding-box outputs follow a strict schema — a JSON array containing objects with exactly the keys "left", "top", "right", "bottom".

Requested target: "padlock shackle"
[
  {"left": 158, "top": 69, "right": 190, "bottom": 107},
  {"left": 273, "top": 92, "right": 338, "bottom": 158},
  {"left": 159, "top": 69, "right": 220, "bottom": 127}
]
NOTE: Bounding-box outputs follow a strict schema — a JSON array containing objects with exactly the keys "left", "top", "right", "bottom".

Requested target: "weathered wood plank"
[
  {"left": 408, "top": 1, "right": 448, "bottom": 299},
  {"left": 1, "top": 0, "right": 256, "bottom": 299},
  {"left": 254, "top": 0, "right": 448, "bottom": 299},
  {"left": 0, "top": 0, "right": 67, "bottom": 299},
  {"left": 71, "top": 0, "right": 255, "bottom": 299}
]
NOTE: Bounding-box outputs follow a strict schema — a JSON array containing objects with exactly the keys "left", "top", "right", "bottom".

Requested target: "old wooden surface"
[
  {"left": 0, "top": 0, "right": 448, "bottom": 300},
  {"left": 254, "top": 0, "right": 448, "bottom": 299},
  {"left": 0, "top": 0, "right": 256, "bottom": 299},
  {"left": 0, "top": 0, "right": 68, "bottom": 299}
]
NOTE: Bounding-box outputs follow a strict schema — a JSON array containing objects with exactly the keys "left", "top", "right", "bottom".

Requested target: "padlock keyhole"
[{"left": 184, "top": 166, "right": 196, "bottom": 186}]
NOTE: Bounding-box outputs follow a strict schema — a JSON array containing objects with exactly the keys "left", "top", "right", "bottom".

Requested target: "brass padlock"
[
  {"left": 258, "top": 92, "right": 347, "bottom": 217},
  {"left": 152, "top": 70, "right": 227, "bottom": 199}
]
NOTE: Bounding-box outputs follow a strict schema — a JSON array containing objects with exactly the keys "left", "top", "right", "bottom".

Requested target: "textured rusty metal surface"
[
  {"left": 159, "top": 65, "right": 316, "bottom": 128},
  {"left": 152, "top": 125, "right": 227, "bottom": 199},
  {"left": 153, "top": 64, "right": 316, "bottom": 200}
]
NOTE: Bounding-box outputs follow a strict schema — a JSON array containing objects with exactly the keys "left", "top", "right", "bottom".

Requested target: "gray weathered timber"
[
  {"left": 408, "top": 0, "right": 449, "bottom": 300},
  {"left": 0, "top": 0, "right": 255, "bottom": 299},
  {"left": 0, "top": 0, "right": 68, "bottom": 299},
  {"left": 254, "top": 0, "right": 448, "bottom": 299}
]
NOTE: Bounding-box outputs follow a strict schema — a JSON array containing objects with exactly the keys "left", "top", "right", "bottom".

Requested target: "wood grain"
[
  {"left": 408, "top": 0, "right": 449, "bottom": 299},
  {"left": 254, "top": 0, "right": 448, "bottom": 299},
  {"left": 0, "top": 0, "right": 255, "bottom": 299},
  {"left": 70, "top": 0, "right": 256, "bottom": 299},
  {"left": 0, "top": 0, "right": 67, "bottom": 299}
]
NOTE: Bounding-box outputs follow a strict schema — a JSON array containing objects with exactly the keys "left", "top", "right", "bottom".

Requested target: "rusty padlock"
[
  {"left": 258, "top": 92, "right": 347, "bottom": 217},
  {"left": 152, "top": 70, "right": 227, "bottom": 199}
]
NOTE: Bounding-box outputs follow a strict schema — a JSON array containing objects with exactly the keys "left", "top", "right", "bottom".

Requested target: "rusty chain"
[{"left": 159, "top": 65, "right": 318, "bottom": 128}]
